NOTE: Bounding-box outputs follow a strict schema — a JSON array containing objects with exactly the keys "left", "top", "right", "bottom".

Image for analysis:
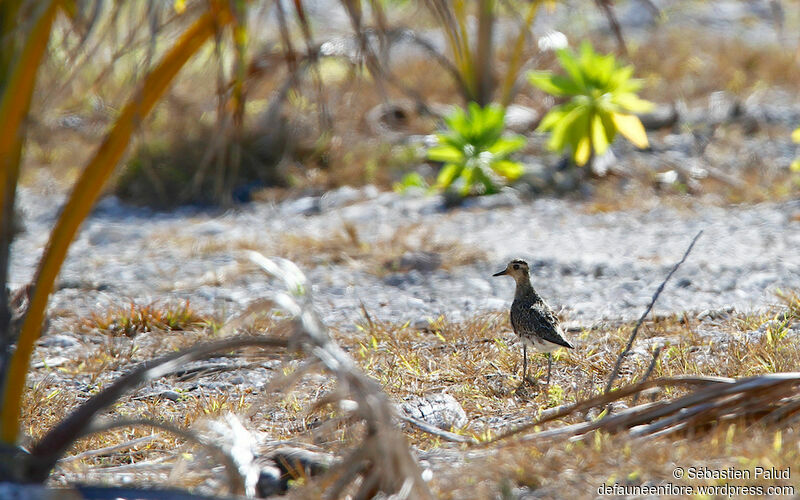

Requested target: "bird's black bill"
[{"left": 492, "top": 269, "right": 507, "bottom": 277}]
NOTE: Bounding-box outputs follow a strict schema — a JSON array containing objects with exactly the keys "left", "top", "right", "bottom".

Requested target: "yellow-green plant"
[
  {"left": 528, "top": 41, "right": 653, "bottom": 166},
  {"left": 393, "top": 171, "right": 429, "bottom": 193},
  {"left": 427, "top": 102, "right": 525, "bottom": 196},
  {"left": 792, "top": 127, "right": 800, "bottom": 172}
]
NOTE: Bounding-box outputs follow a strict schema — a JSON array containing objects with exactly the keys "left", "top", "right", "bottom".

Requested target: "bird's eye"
[{"left": 512, "top": 264, "right": 519, "bottom": 270}]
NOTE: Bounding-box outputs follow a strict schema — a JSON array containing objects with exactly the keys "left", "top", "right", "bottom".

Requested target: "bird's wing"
[{"left": 514, "top": 303, "right": 574, "bottom": 349}]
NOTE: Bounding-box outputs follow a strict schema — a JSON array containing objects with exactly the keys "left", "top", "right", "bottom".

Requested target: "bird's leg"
[
  {"left": 546, "top": 353, "right": 552, "bottom": 386},
  {"left": 522, "top": 344, "right": 528, "bottom": 384}
]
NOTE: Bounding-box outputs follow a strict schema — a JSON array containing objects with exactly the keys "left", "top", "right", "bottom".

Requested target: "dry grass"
[
  {"left": 335, "top": 292, "right": 800, "bottom": 496},
  {"left": 151, "top": 220, "right": 486, "bottom": 282},
  {"left": 582, "top": 156, "right": 800, "bottom": 214},
  {"left": 628, "top": 29, "right": 800, "bottom": 102},
  {"left": 433, "top": 425, "right": 798, "bottom": 498},
  {"left": 275, "top": 222, "right": 486, "bottom": 275},
  {"left": 80, "top": 300, "right": 213, "bottom": 337},
  {"left": 21, "top": 288, "right": 800, "bottom": 495}
]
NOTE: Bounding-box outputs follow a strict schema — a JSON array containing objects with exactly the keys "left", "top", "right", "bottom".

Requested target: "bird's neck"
[{"left": 515, "top": 277, "right": 541, "bottom": 302}]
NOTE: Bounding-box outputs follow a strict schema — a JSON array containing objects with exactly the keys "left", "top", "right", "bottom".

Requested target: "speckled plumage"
[
  {"left": 510, "top": 282, "right": 573, "bottom": 352},
  {"left": 494, "top": 259, "right": 573, "bottom": 383}
]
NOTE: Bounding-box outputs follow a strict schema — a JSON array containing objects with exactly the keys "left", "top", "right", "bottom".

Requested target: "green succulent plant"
[
  {"left": 427, "top": 102, "right": 525, "bottom": 196},
  {"left": 393, "top": 171, "right": 429, "bottom": 193},
  {"left": 528, "top": 41, "right": 653, "bottom": 166}
]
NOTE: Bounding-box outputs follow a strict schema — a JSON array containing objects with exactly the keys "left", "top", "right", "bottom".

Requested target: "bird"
[{"left": 493, "top": 259, "right": 573, "bottom": 385}]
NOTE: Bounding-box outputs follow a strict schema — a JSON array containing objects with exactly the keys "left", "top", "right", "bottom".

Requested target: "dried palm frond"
[{"left": 487, "top": 373, "right": 800, "bottom": 446}]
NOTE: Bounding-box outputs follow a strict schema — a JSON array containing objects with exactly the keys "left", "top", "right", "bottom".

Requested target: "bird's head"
[{"left": 492, "top": 259, "right": 530, "bottom": 282}]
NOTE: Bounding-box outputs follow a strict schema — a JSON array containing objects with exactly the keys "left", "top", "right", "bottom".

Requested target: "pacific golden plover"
[{"left": 493, "top": 259, "right": 573, "bottom": 384}]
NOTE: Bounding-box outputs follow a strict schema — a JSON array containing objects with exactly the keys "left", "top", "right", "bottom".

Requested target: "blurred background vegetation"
[{"left": 13, "top": 0, "right": 800, "bottom": 209}]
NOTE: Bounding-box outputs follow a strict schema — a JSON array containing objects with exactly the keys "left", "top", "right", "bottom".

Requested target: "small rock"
[
  {"left": 590, "top": 150, "right": 617, "bottom": 177},
  {"left": 412, "top": 318, "right": 430, "bottom": 330},
  {"left": 401, "top": 393, "right": 468, "bottom": 430},
  {"left": 87, "top": 225, "right": 135, "bottom": 246},
  {"left": 441, "top": 189, "right": 466, "bottom": 209},
  {"left": 504, "top": 105, "right": 539, "bottom": 133},
  {"left": 618, "top": 0, "right": 660, "bottom": 28},
  {"left": 383, "top": 270, "right": 425, "bottom": 287},
  {"left": 160, "top": 390, "right": 181, "bottom": 401},
  {"left": 661, "top": 133, "right": 695, "bottom": 155},
  {"left": 519, "top": 160, "right": 551, "bottom": 192},
  {"left": 593, "top": 264, "right": 606, "bottom": 278},
  {"left": 92, "top": 195, "right": 139, "bottom": 218},
  {"left": 383, "top": 273, "right": 407, "bottom": 287},
  {"left": 585, "top": 401, "right": 629, "bottom": 421},
  {"left": 638, "top": 105, "right": 679, "bottom": 130},
  {"left": 552, "top": 169, "right": 580, "bottom": 193},
  {"left": 462, "top": 188, "right": 522, "bottom": 210},
  {"left": 405, "top": 295, "right": 427, "bottom": 308},
  {"left": 398, "top": 251, "right": 442, "bottom": 272},
  {"left": 38, "top": 334, "right": 79, "bottom": 348},
  {"left": 708, "top": 91, "right": 739, "bottom": 124},
  {"left": 320, "top": 186, "right": 361, "bottom": 211},
  {"left": 199, "top": 381, "right": 232, "bottom": 391},
  {"left": 537, "top": 30, "right": 568, "bottom": 51},
  {"left": 412, "top": 134, "right": 439, "bottom": 148},
  {"left": 31, "top": 356, "right": 70, "bottom": 369},
  {"left": 697, "top": 307, "right": 735, "bottom": 321},
  {"left": 188, "top": 221, "right": 227, "bottom": 237},
  {"left": 655, "top": 169, "right": 680, "bottom": 188},
  {"left": 59, "top": 113, "right": 85, "bottom": 129},
  {"left": 281, "top": 196, "right": 321, "bottom": 216}
]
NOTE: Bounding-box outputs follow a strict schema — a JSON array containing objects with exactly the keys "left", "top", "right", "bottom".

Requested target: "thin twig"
[
  {"left": 595, "top": 0, "right": 628, "bottom": 56},
  {"left": 58, "top": 433, "right": 162, "bottom": 464},
  {"left": 82, "top": 455, "right": 173, "bottom": 473},
  {"left": 398, "top": 414, "right": 478, "bottom": 444},
  {"left": 605, "top": 230, "right": 703, "bottom": 394},
  {"left": 359, "top": 299, "right": 375, "bottom": 332}
]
